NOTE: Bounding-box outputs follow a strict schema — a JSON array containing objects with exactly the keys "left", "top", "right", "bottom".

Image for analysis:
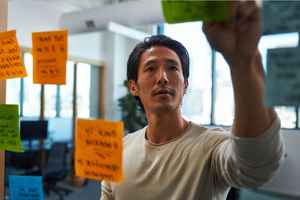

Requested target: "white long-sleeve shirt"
[{"left": 101, "top": 117, "right": 283, "bottom": 200}]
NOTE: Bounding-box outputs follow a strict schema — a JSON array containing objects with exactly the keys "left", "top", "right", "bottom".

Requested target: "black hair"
[{"left": 127, "top": 34, "right": 190, "bottom": 110}]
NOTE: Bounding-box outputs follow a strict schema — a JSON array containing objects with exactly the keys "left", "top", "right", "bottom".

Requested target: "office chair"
[
  {"left": 43, "top": 142, "right": 72, "bottom": 200},
  {"left": 226, "top": 187, "right": 239, "bottom": 200}
]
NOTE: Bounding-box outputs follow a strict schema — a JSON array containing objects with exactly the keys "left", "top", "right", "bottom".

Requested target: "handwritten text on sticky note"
[
  {"left": 32, "top": 30, "right": 68, "bottom": 85},
  {"left": 9, "top": 175, "right": 44, "bottom": 200},
  {"left": 75, "top": 119, "right": 123, "bottom": 182},
  {"left": 0, "top": 104, "right": 23, "bottom": 152},
  {"left": 0, "top": 30, "right": 27, "bottom": 80}
]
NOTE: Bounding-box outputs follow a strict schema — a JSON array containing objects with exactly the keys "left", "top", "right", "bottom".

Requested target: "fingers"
[
  {"left": 202, "top": 22, "right": 216, "bottom": 35},
  {"left": 202, "top": 1, "right": 261, "bottom": 34},
  {"left": 236, "top": 0, "right": 261, "bottom": 23},
  {"left": 203, "top": 1, "right": 260, "bottom": 26},
  {"left": 236, "top": 0, "right": 261, "bottom": 32}
]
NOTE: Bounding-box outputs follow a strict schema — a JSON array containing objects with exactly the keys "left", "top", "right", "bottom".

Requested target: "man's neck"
[{"left": 145, "top": 111, "right": 189, "bottom": 145}]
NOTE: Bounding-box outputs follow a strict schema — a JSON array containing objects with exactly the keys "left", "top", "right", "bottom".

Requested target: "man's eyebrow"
[
  {"left": 165, "top": 59, "right": 179, "bottom": 65},
  {"left": 143, "top": 59, "right": 157, "bottom": 67},
  {"left": 143, "top": 58, "right": 179, "bottom": 67}
]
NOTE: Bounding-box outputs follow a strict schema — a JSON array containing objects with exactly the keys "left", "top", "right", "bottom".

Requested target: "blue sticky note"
[
  {"left": 9, "top": 175, "right": 44, "bottom": 200},
  {"left": 266, "top": 47, "right": 300, "bottom": 106}
]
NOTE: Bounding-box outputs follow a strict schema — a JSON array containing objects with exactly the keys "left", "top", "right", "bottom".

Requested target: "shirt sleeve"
[
  {"left": 100, "top": 181, "right": 114, "bottom": 200},
  {"left": 211, "top": 116, "right": 284, "bottom": 189}
]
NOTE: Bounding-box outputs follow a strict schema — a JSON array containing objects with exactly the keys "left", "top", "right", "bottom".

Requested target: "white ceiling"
[{"left": 8, "top": 0, "right": 133, "bottom": 13}]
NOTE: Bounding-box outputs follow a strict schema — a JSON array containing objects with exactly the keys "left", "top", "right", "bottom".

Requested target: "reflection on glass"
[
  {"left": 259, "top": 32, "right": 298, "bottom": 71},
  {"left": 215, "top": 53, "right": 234, "bottom": 126},
  {"left": 275, "top": 106, "right": 296, "bottom": 129},
  {"left": 77, "top": 63, "right": 91, "bottom": 118},
  {"left": 23, "top": 53, "right": 41, "bottom": 117},
  {"left": 44, "top": 84, "right": 57, "bottom": 118},
  {"left": 259, "top": 33, "right": 298, "bottom": 129},
  {"left": 60, "top": 61, "right": 74, "bottom": 118},
  {"left": 164, "top": 22, "right": 212, "bottom": 124},
  {"left": 6, "top": 79, "right": 20, "bottom": 105}
]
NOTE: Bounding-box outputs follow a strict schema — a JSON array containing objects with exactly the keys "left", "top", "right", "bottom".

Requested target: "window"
[
  {"left": 10, "top": 52, "right": 93, "bottom": 120},
  {"left": 259, "top": 33, "right": 299, "bottom": 129},
  {"left": 44, "top": 85, "right": 57, "bottom": 118},
  {"left": 77, "top": 62, "right": 91, "bottom": 118},
  {"left": 60, "top": 61, "right": 74, "bottom": 118},
  {"left": 6, "top": 79, "right": 20, "bottom": 105},
  {"left": 164, "top": 22, "right": 212, "bottom": 124},
  {"left": 163, "top": 24, "right": 300, "bottom": 129},
  {"left": 23, "top": 53, "right": 41, "bottom": 117},
  {"left": 214, "top": 53, "right": 234, "bottom": 126}
]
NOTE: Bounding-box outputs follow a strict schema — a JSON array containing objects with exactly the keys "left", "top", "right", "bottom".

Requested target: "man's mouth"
[{"left": 152, "top": 88, "right": 175, "bottom": 96}]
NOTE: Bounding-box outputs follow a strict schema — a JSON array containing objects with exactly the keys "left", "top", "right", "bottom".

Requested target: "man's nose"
[{"left": 157, "top": 69, "right": 169, "bottom": 85}]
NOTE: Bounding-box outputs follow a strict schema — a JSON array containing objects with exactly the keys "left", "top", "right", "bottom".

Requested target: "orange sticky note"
[
  {"left": 0, "top": 30, "right": 27, "bottom": 80},
  {"left": 32, "top": 30, "right": 68, "bottom": 85},
  {"left": 75, "top": 119, "right": 124, "bottom": 182}
]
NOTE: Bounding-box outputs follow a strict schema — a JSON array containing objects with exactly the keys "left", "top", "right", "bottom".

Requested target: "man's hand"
[
  {"left": 203, "top": 0, "right": 261, "bottom": 67},
  {"left": 203, "top": 0, "right": 276, "bottom": 137}
]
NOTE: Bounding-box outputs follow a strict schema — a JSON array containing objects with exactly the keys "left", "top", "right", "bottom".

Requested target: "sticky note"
[
  {"left": 161, "top": 0, "right": 229, "bottom": 23},
  {"left": 0, "top": 30, "right": 27, "bottom": 80},
  {"left": 266, "top": 47, "right": 300, "bottom": 106},
  {"left": 9, "top": 175, "right": 44, "bottom": 200},
  {"left": 0, "top": 104, "right": 23, "bottom": 152},
  {"left": 32, "top": 30, "right": 68, "bottom": 85},
  {"left": 75, "top": 119, "right": 123, "bottom": 182}
]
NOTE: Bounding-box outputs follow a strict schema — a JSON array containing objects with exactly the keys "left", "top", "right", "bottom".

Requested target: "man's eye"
[
  {"left": 169, "top": 65, "right": 178, "bottom": 71},
  {"left": 145, "top": 66, "right": 154, "bottom": 72}
]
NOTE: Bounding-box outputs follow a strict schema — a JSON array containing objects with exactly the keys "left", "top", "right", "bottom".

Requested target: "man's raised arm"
[{"left": 203, "top": 0, "right": 276, "bottom": 137}]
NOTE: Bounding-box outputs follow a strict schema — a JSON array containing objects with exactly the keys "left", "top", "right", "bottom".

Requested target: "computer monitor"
[{"left": 20, "top": 120, "right": 48, "bottom": 140}]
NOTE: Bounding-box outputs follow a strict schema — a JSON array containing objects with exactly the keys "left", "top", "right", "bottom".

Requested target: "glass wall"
[
  {"left": 164, "top": 22, "right": 212, "bottom": 124},
  {"left": 164, "top": 24, "right": 299, "bottom": 129},
  {"left": 6, "top": 52, "right": 96, "bottom": 142}
]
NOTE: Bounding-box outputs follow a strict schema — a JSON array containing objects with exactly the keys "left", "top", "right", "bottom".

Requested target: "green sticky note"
[
  {"left": 162, "top": 0, "right": 229, "bottom": 23},
  {"left": 0, "top": 104, "right": 23, "bottom": 152}
]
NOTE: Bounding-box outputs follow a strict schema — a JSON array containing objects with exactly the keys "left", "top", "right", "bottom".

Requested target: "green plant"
[{"left": 118, "top": 80, "right": 147, "bottom": 133}]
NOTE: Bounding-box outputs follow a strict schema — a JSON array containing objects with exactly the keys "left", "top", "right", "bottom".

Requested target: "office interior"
[{"left": 1, "top": 0, "right": 300, "bottom": 200}]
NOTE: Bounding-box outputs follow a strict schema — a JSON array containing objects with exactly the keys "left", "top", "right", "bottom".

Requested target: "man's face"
[{"left": 129, "top": 46, "right": 188, "bottom": 114}]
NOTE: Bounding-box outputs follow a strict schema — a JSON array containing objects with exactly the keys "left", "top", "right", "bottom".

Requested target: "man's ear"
[
  {"left": 128, "top": 80, "right": 139, "bottom": 96},
  {"left": 184, "top": 80, "right": 189, "bottom": 94}
]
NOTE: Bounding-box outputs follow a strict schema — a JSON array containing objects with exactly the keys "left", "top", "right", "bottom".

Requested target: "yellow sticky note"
[
  {"left": 0, "top": 104, "right": 23, "bottom": 152},
  {"left": 75, "top": 119, "right": 124, "bottom": 182},
  {"left": 0, "top": 30, "right": 27, "bottom": 80},
  {"left": 32, "top": 30, "right": 68, "bottom": 85}
]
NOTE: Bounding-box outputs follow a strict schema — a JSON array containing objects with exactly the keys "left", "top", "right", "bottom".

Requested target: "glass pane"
[
  {"left": 44, "top": 85, "right": 57, "bottom": 118},
  {"left": 60, "top": 61, "right": 74, "bottom": 118},
  {"left": 259, "top": 33, "right": 298, "bottom": 70},
  {"left": 215, "top": 33, "right": 298, "bottom": 127},
  {"left": 164, "top": 22, "right": 212, "bottom": 124},
  {"left": 6, "top": 79, "right": 20, "bottom": 105},
  {"left": 214, "top": 53, "right": 234, "bottom": 126},
  {"left": 259, "top": 33, "right": 298, "bottom": 129},
  {"left": 275, "top": 106, "right": 296, "bottom": 129},
  {"left": 77, "top": 62, "right": 91, "bottom": 118},
  {"left": 23, "top": 53, "right": 41, "bottom": 117}
]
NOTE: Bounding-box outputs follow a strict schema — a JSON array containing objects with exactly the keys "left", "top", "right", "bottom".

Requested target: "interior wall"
[
  {"left": 8, "top": 1, "right": 62, "bottom": 48},
  {"left": 100, "top": 32, "right": 141, "bottom": 120}
]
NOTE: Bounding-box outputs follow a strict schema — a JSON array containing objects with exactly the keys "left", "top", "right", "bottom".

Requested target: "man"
[{"left": 101, "top": 1, "right": 284, "bottom": 199}]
